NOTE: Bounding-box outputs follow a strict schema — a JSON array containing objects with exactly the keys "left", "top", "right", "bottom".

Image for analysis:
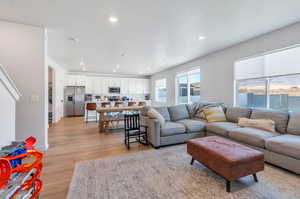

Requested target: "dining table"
[{"left": 96, "top": 106, "right": 144, "bottom": 132}]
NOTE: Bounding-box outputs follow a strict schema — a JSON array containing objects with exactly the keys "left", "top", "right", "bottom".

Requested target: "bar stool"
[
  {"left": 86, "top": 103, "right": 97, "bottom": 123},
  {"left": 138, "top": 101, "right": 146, "bottom": 106},
  {"left": 115, "top": 101, "right": 124, "bottom": 107},
  {"left": 114, "top": 101, "right": 125, "bottom": 127},
  {"left": 101, "top": 102, "right": 111, "bottom": 108},
  {"left": 127, "top": 101, "right": 137, "bottom": 107},
  {"left": 101, "top": 102, "right": 112, "bottom": 129}
]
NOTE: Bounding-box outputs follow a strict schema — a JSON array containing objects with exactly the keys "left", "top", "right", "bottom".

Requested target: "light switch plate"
[{"left": 31, "top": 95, "right": 40, "bottom": 103}]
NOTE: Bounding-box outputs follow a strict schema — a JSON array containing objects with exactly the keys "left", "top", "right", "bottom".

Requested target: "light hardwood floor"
[{"left": 40, "top": 117, "right": 152, "bottom": 199}]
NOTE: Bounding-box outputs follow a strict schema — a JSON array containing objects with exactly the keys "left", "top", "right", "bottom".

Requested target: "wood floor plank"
[{"left": 40, "top": 117, "right": 152, "bottom": 199}]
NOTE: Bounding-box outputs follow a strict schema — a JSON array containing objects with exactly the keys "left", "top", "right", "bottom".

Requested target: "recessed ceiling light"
[
  {"left": 69, "top": 37, "right": 80, "bottom": 43},
  {"left": 116, "top": 64, "right": 120, "bottom": 69},
  {"left": 198, "top": 36, "right": 206, "bottom": 40},
  {"left": 109, "top": 16, "right": 119, "bottom": 23},
  {"left": 113, "top": 69, "right": 117, "bottom": 73}
]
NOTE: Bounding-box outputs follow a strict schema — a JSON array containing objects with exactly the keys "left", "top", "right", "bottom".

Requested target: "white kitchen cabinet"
[
  {"left": 135, "top": 79, "right": 143, "bottom": 94},
  {"left": 143, "top": 79, "right": 150, "bottom": 94},
  {"left": 109, "top": 78, "right": 121, "bottom": 87},
  {"left": 66, "top": 75, "right": 86, "bottom": 86},
  {"left": 85, "top": 76, "right": 94, "bottom": 93},
  {"left": 65, "top": 74, "right": 150, "bottom": 95},
  {"left": 121, "top": 78, "right": 129, "bottom": 94},
  {"left": 94, "top": 77, "right": 102, "bottom": 94},
  {"left": 128, "top": 79, "right": 136, "bottom": 94},
  {"left": 102, "top": 78, "right": 110, "bottom": 94}
]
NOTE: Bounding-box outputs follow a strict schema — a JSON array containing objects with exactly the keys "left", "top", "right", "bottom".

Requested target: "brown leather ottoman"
[{"left": 187, "top": 136, "right": 264, "bottom": 192}]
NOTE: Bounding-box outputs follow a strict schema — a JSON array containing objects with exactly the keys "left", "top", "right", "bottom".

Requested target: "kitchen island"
[
  {"left": 96, "top": 106, "right": 144, "bottom": 132},
  {"left": 84, "top": 100, "right": 151, "bottom": 122}
]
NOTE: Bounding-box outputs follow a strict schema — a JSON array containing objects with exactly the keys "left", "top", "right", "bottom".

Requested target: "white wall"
[
  {"left": 0, "top": 20, "right": 48, "bottom": 150},
  {"left": 47, "top": 57, "right": 66, "bottom": 123},
  {"left": 151, "top": 22, "right": 300, "bottom": 106}
]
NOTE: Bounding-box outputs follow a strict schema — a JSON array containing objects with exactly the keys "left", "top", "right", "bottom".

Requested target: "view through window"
[
  {"left": 155, "top": 78, "right": 167, "bottom": 102},
  {"left": 177, "top": 69, "right": 200, "bottom": 104},
  {"left": 237, "top": 75, "right": 300, "bottom": 111}
]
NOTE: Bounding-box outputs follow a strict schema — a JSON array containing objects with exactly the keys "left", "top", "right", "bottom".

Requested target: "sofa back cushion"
[
  {"left": 147, "top": 108, "right": 166, "bottom": 127},
  {"left": 226, "top": 107, "right": 252, "bottom": 123},
  {"left": 186, "top": 104, "right": 198, "bottom": 118},
  {"left": 153, "top": 106, "right": 171, "bottom": 121},
  {"left": 287, "top": 112, "right": 300, "bottom": 136},
  {"left": 250, "top": 109, "right": 289, "bottom": 134},
  {"left": 168, "top": 104, "right": 189, "bottom": 121}
]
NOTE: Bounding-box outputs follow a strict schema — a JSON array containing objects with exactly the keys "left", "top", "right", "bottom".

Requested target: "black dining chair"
[{"left": 124, "top": 113, "right": 148, "bottom": 150}]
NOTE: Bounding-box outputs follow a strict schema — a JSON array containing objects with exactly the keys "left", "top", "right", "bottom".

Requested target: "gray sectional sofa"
[{"left": 146, "top": 103, "right": 300, "bottom": 174}]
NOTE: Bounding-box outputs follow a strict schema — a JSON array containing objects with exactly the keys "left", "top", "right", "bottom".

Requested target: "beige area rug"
[{"left": 67, "top": 145, "right": 300, "bottom": 199}]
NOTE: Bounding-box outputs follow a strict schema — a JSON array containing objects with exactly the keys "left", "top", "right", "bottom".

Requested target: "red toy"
[{"left": 0, "top": 137, "right": 44, "bottom": 199}]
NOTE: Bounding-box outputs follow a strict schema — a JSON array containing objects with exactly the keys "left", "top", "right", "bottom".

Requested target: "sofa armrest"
[
  {"left": 147, "top": 118, "right": 161, "bottom": 147},
  {"left": 140, "top": 115, "right": 149, "bottom": 126}
]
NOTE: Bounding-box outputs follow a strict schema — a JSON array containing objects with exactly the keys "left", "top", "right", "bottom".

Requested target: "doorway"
[{"left": 48, "top": 67, "right": 54, "bottom": 125}]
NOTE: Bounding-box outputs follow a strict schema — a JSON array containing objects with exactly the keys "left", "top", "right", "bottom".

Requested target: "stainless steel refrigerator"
[{"left": 65, "top": 86, "right": 85, "bottom": 116}]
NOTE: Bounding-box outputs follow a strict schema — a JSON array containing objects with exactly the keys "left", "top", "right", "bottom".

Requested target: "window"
[
  {"left": 269, "top": 75, "right": 300, "bottom": 111},
  {"left": 235, "top": 45, "right": 300, "bottom": 111},
  {"left": 176, "top": 69, "right": 200, "bottom": 104},
  {"left": 178, "top": 75, "right": 188, "bottom": 104},
  {"left": 155, "top": 78, "right": 167, "bottom": 102},
  {"left": 237, "top": 78, "right": 267, "bottom": 109},
  {"left": 236, "top": 75, "right": 300, "bottom": 111}
]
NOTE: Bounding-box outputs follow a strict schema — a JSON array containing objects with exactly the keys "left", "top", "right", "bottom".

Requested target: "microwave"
[{"left": 109, "top": 87, "right": 120, "bottom": 94}]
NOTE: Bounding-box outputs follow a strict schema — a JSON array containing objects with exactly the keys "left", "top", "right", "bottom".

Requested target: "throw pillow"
[
  {"left": 194, "top": 109, "right": 207, "bottom": 120},
  {"left": 195, "top": 103, "right": 225, "bottom": 121},
  {"left": 147, "top": 108, "right": 166, "bottom": 127},
  {"left": 238, "top": 118, "right": 276, "bottom": 133},
  {"left": 203, "top": 106, "right": 227, "bottom": 123}
]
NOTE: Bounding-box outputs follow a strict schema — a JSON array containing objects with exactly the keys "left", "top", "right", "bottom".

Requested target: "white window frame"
[
  {"left": 175, "top": 69, "right": 200, "bottom": 104},
  {"left": 155, "top": 78, "right": 167, "bottom": 103}
]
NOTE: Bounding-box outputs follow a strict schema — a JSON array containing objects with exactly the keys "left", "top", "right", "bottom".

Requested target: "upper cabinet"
[
  {"left": 65, "top": 75, "right": 150, "bottom": 95},
  {"left": 65, "top": 75, "right": 86, "bottom": 86}
]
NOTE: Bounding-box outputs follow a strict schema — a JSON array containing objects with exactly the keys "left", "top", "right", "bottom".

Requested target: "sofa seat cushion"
[
  {"left": 229, "top": 128, "right": 280, "bottom": 148},
  {"left": 177, "top": 119, "right": 206, "bottom": 133},
  {"left": 206, "top": 122, "right": 240, "bottom": 137},
  {"left": 266, "top": 135, "right": 300, "bottom": 160},
  {"left": 160, "top": 122, "right": 186, "bottom": 137}
]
